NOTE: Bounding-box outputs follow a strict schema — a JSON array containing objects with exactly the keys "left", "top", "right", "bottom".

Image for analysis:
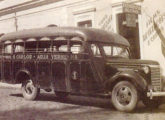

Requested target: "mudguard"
[
  {"left": 105, "top": 70, "right": 148, "bottom": 92},
  {"left": 15, "top": 69, "right": 33, "bottom": 83}
]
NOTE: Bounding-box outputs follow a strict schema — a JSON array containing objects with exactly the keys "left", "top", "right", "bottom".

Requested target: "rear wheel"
[
  {"left": 22, "top": 80, "right": 40, "bottom": 100},
  {"left": 111, "top": 81, "right": 138, "bottom": 112}
]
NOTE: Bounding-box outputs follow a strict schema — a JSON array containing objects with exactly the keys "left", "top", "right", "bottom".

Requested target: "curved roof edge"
[{"left": 0, "top": 27, "right": 130, "bottom": 47}]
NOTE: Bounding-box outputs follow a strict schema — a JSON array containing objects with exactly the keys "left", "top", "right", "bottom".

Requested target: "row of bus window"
[{"left": 1, "top": 37, "right": 83, "bottom": 54}]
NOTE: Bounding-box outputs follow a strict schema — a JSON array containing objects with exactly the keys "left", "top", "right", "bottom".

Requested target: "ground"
[{"left": 0, "top": 87, "right": 165, "bottom": 120}]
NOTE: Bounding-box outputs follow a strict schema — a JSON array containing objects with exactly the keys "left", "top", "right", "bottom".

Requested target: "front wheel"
[
  {"left": 111, "top": 81, "right": 138, "bottom": 112},
  {"left": 22, "top": 80, "right": 40, "bottom": 100}
]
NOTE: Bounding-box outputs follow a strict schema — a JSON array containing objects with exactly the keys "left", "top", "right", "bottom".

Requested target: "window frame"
[
  {"left": 101, "top": 43, "right": 130, "bottom": 58},
  {"left": 90, "top": 43, "right": 103, "bottom": 57}
]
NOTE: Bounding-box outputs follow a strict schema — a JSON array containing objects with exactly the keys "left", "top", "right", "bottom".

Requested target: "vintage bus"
[{"left": 0, "top": 27, "right": 163, "bottom": 112}]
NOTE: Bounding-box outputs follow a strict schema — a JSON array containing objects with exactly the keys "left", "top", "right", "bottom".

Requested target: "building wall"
[
  {"left": 0, "top": 13, "right": 16, "bottom": 33},
  {"left": 0, "top": 0, "right": 114, "bottom": 32},
  {"left": 140, "top": 0, "right": 165, "bottom": 75},
  {"left": 0, "top": 0, "right": 165, "bottom": 75}
]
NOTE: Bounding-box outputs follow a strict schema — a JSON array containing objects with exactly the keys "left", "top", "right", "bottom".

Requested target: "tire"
[
  {"left": 142, "top": 96, "right": 162, "bottom": 108},
  {"left": 111, "top": 81, "right": 138, "bottom": 112},
  {"left": 22, "top": 80, "right": 40, "bottom": 100},
  {"left": 55, "top": 91, "right": 69, "bottom": 98}
]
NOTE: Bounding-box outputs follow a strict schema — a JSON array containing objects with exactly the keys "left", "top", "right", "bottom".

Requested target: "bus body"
[{"left": 0, "top": 27, "right": 163, "bottom": 112}]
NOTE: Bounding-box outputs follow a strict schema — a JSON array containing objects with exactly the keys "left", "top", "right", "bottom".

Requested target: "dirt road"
[{"left": 0, "top": 87, "right": 165, "bottom": 120}]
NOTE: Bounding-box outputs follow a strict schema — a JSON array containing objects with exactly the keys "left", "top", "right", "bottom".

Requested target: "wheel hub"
[
  {"left": 25, "top": 81, "right": 34, "bottom": 95},
  {"left": 117, "top": 86, "right": 132, "bottom": 105}
]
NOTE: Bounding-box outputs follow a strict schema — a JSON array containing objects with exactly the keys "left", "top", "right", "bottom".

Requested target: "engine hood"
[{"left": 105, "top": 58, "right": 159, "bottom": 66}]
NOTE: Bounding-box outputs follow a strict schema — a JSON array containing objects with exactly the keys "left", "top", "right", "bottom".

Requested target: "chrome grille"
[{"left": 150, "top": 66, "right": 161, "bottom": 91}]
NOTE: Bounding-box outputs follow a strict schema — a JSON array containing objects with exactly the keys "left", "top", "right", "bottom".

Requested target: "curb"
[{"left": 0, "top": 82, "right": 21, "bottom": 89}]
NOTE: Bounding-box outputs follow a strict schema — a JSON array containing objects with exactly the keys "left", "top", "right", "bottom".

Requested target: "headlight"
[{"left": 142, "top": 66, "right": 150, "bottom": 74}]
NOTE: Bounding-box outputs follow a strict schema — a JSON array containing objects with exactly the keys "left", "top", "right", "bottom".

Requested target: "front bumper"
[{"left": 147, "top": 89, "right": 165, "bottom": 99}]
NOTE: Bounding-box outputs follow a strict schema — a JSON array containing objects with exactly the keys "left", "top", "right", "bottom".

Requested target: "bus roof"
[{"left": 0, "top": 27, "right": 130, "bottom": 47}]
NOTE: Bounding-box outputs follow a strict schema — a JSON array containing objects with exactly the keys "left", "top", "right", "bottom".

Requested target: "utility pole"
[{"left": 14, "top": 12, "right": 18, "bottom": 31}]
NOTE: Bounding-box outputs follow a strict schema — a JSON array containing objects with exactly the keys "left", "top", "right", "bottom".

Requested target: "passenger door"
[
  {"left": 37, "top": 38, "right": 51, "bottom": 88},
  {"left": 52, "top": 38, "right": 70, "bottom": 92},
  {"left": 69, "top": 42, "right": 82, "bottom": 93},
  {"left": 69, "top": 39, "right": 96, "bottom": 94},
  {"left": 88, "top": 44, "right": 105, "bottom": 92}
]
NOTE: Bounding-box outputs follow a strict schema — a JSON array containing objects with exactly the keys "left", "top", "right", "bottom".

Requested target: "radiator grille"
[{"left": 150, "top": 66, "right": 161, "bottom": 91}]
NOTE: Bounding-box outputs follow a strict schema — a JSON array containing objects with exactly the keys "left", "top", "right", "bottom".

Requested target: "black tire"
[
  {"left": 142, "top": 96, "right": 162, "bottom": 108},
  {"left": 111, "top": 81, "right": 138, "bottom": 112},
  {"left": 55, "top": 91, "right": 69, "bottom": 98},
  {"left": 22, "top": 80, "right": 40, "bottom": 100}
]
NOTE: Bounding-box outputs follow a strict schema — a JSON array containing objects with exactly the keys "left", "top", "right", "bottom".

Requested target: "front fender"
[
  {"left": 105, "top": 71, "right": 147, "bottom": 92},
  {"left": 16, "top": 69, "right": 31, "bottom": 78}
]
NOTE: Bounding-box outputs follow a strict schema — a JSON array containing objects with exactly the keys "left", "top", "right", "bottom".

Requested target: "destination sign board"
[
  {"left": 1, "top": 54, "right": 81, "bottom": 61},
  {"left": 122, "top": 3, "right": 141, "bottom": 14}
]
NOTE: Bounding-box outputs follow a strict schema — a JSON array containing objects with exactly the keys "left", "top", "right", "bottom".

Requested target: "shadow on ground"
[
  {"left": 10, "top": 92, "right": 113, "bottom": 109},
  {"left": 10, "top": 93, "right": 165, "bottom": 114},
  {"left": 0, "top": 105, "right": 110, "bottom": 120}
]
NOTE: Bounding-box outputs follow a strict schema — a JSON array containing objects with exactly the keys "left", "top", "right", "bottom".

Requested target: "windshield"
[{"left": 102, "top": 45, "right": 129, "bottom": 58}]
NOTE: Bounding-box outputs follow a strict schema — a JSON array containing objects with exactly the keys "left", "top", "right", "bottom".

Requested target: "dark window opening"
[
  {"left": 38, "top": 41, "right": 51, "bottom": 53},
  {"left": 25, "top": 41, "right": 37, "bottom": 53},
  {"left": 77, "top": 20, "right": 92, "bottom": 28}
]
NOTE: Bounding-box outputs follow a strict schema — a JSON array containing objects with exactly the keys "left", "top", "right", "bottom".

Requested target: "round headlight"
[{"left": 143, "top": 66, "right": 150, "bottom": 74}]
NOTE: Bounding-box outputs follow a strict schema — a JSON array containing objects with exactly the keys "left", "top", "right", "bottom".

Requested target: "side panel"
[
  {"left": 70, "top": 61, "right": 81, "bottom": 93},
  {"left": 3, "top": 54, "right": 12, "bottom": 83},
  {"left": 13, "top": 60, "right": 23, "bottom": 82},
  {"left": 24, "top": 60, "right": 36, "bottom": 82},
  {"left": 3, "top": 61, "right": 12, "bottom": 82},
  {"left": 37, "top": 61, "right": 51, "bottom": 88},
  {"left": 85, "top": 62, "right": 100, "bottom": 92},
  {"left": 52, "top": 62, "right": 67, "bottom": 92}
]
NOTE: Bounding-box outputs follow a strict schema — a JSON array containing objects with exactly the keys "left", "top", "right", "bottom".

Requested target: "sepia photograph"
[{"left": 0, "top": 0, "right": 165, "bottom": 120}]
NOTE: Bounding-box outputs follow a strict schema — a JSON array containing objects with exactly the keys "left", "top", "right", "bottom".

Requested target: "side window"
[
  {"left": 38, "top": 37, "right": 51, "bottom": 53},
  {"left": 103, "top": 46, "right": 112, "bottom": 56},
  {"left": 59, "top": 45, "right": 68, "bottom": 52},
  {"left": 71, "top": 44, "right": 82, "bottom": 54},
  {"left": 113, "top": 46, "right": 129, "bottom": 58},
  {"left": 113, "top": 46, "right": 123, "bottom": 56},
  {"left": 14, "top": 44, "right": 24, "bottom": 53},
  {"left": 70, "top": 37, "right": 83, "bottom": 54},
  {"left": 91, "top": 44, "right": 101, "bottom": 57},
  {"left": 3, "top": 41, "right": 12, "bottom": 54},
  {"left": 25, "top": 38, "right": 37, "bottom": 53},
  {"left": 4, "top": 44, "right": 12, "bottom": 54},
  {"left": 14, "top": 40, "right": 24, "bottom": 53},
  {"left": 53, "top": 37, "right": 68, "bottom": 52}
]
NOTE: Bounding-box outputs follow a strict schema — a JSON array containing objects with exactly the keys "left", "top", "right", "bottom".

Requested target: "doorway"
[{"left": 117, "top": 13, "right": 140, "bottom": 59}]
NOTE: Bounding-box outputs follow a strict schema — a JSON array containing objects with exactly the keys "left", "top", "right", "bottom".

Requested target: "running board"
[{"left": 71, "top": 92, "right": 111, "bottom": 98}]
